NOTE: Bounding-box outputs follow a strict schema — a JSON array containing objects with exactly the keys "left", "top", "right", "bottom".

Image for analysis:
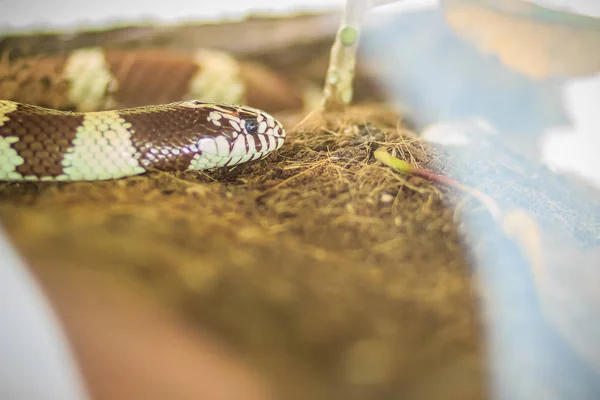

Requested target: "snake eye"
[{"left": 244, "top": 118, "right": 259, "bottom": 134}]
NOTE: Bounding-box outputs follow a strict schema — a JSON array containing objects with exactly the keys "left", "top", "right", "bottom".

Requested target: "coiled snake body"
[
  {"left": 0, "top": 100, "right": 285, "bottom": 181},
  {"left": 0, "top": 47, "right": 291, "bottom": 181}
]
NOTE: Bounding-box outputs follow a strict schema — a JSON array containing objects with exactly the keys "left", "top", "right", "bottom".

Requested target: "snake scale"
[{"left": 0, "top": 47, "right": 296, "bottom": 181}]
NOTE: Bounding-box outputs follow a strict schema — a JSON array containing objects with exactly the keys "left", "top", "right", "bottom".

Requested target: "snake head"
[{"left": 180, "top": 100, "right": 286, "bottom": 170}]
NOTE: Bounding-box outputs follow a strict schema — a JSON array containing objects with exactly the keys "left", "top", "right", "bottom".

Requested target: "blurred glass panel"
[{"left": 362, "top": 1, "right": 600, "bottom": 399}]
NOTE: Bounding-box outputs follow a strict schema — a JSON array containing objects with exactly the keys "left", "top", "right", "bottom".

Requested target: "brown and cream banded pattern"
[
  {"left": 0, "top": 99, "right": 286, "bottom": 181},
  {"left": 0, "top": 47, "right": 304, "bottom": 113}
]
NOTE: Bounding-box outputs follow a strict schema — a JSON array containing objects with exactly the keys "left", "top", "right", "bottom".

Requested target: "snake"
[{"left": 0, "top": 47, "right": 294, "bottom": 181}]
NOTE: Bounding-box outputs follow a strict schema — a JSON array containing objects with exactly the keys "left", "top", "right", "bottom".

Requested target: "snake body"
[
  {"left": 0, "top": 47, "right": 303, "bottom": 113},
  {"left": 0, "top": 100, "right": 285, "bottom": 181},
  {"left": 0, "top": 47, "right": 293, "bottom": 181}
]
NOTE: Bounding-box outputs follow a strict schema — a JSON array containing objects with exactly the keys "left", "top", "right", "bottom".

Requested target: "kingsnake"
[{"left": 0, "top": 47, "right": 294, "bottom": 181}]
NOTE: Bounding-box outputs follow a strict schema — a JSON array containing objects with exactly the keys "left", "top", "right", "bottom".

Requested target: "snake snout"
[
  {"left": 189, "top": 105, "right": 286, "bottom": 170},
  {"left": 248, "top": 112, "right": 285, "bottom": 154},
  {"left": 193, "top": 120, "right": 285, "bottom": 169}
]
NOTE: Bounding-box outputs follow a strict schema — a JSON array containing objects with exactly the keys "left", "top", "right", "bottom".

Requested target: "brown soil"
[{"left": 0, "top": 104, "right": 483, "bottom": 400}]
